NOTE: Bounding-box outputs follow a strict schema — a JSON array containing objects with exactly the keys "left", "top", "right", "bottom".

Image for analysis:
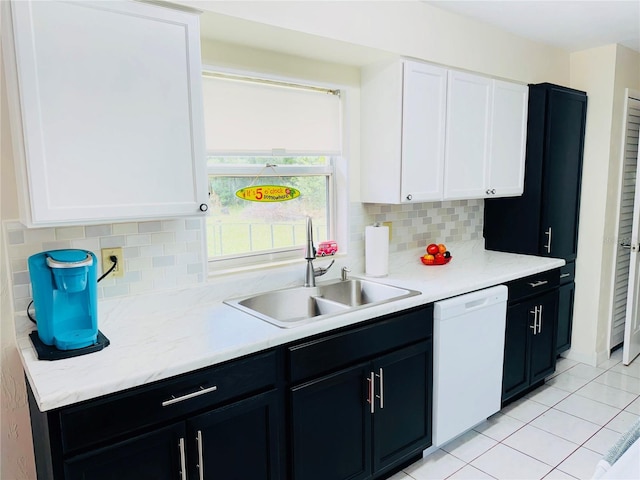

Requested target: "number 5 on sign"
[{"left": 236, "top": 185, "right": 301, "bottom": 202}]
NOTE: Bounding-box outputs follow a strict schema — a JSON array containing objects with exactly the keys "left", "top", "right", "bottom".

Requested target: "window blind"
[{"left": 202, "top": 73, "right": 342, "bottom": 156}]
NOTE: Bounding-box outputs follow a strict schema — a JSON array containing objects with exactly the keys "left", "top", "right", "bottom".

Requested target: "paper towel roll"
[{"left": 365, "top": 225, "right": 389, "bottom": 277}]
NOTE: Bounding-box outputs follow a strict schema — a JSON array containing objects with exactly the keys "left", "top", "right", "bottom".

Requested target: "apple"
[{"left": 426, "top": 243, "right": 439, "bottom": 255}]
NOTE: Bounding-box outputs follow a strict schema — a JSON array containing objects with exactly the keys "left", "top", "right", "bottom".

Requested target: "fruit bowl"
[{"left": 420, "top": 256, "right": 452, "bottom": 266}]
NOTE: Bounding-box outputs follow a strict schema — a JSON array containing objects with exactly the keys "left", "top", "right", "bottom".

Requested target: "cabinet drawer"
[
  {"left": 288, "top": 305, "right": 432, "bottom": 384},
  {"left": 59, "top": 350, "right": 277, "bottom": 454},
  {"left": 507, "top": 269, "right": 560, "bottom": 303}
]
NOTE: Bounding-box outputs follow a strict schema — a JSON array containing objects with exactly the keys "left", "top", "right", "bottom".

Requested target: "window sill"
[{"left": 207, "top": 253, "right": 347, "bottom": 279}]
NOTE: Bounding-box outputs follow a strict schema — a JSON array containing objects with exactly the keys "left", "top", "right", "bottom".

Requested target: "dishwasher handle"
[{"left": 434, "top": 285, "right": 508, "bottom": 320}]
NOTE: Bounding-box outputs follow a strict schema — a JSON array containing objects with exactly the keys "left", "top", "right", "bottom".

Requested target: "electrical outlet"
[
  {"left": 382, "top": 221, "right": 393, "bottom": 242},
  {"left": 101, "top": 247, "right": 124, "bottom": 278}
]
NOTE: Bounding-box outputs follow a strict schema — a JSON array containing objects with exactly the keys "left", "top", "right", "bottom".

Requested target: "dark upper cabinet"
[{"left": 484, "top": 83, "right": 587, "bottom": 262}]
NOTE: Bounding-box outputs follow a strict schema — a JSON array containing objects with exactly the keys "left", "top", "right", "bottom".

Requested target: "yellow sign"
[{"left": 236, "top": 185, "right": 301, "bottom": 202}]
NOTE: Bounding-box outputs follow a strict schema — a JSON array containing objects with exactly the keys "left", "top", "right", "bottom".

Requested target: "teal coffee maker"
[{"left": 28, "top": 249, "right": 99, "bottom": 351}]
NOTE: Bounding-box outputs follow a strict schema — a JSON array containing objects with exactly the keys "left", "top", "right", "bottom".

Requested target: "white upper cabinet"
[
  {"left": 401, "top": 61, "right": 448, "bottom": 202},
  {"left": 488, "top": 80, "right": 529, "bottom": 197},
  {"left": 3, "top": 0, "right": 208, "bottom": 226},
  {"left": 361, "top": 59, "right": 528, "bottom": 204},
  {"left": 361, "top": 60, "right": 447, "bottom": 204},
  {"left": 443, "top": 71, "right": 492, "bottom": 200}
]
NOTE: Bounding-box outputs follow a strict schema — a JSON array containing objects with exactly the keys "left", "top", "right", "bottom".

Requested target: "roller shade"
[{"left": 202, "top": 73, "right": 342, "bottom": 156}]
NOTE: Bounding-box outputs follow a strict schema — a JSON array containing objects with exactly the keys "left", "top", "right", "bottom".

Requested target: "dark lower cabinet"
[
  {"left": 64, "top": 423, "right": 185, "bottom": 480},
  {"left": 373, "top": 343, "right": 431, "bottom": 473},
  {"left": 556, "top": 264, "right": 576, "bottom": 355},
  {"left": 290, "top": 342, "right": 431, "bottom": 480},
  {"left": 28, "top": 350, "right": 283, "bottom": 480},
  {"left": 28, "top": 306, "right": 434, "bottom": 480},
  {"left": 288, "top": 306, "right": 433, "bottom": 480},
  {"left": 188, "top": 390, "right": 281, "bottom": 480},
  {"left": 503, "top": 271, "right": 560, "bottom": 404},
  {"left": 65, "top": 391, "right": 281, "bottom": 480},
  {"left": 291, "top": 363, "right": 372, "bottom": 480}
]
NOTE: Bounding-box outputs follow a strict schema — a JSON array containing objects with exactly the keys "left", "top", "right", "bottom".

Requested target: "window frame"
[{"left": 201, "top": 66, "right": 347, "bottom": 275}]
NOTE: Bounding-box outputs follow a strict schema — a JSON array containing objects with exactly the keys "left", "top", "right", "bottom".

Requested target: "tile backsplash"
[
  {"left": 357, "top": 199, "right": 484, "bottom": 253},
  {"left": 3, "top": 219, "right": 205, "bottom": 312},
  {"left": 3, "top": 199, "right": 483, "bottom": 312}
]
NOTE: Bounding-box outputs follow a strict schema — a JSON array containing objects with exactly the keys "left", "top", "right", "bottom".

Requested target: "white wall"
[
  {"left": 187, "top": 0, "right": 570, "bottom": 85},
  {"left": 1, "top": 19, "right": 37, "bottom": 478},
  {"left": 569, "top": 45, "right": 640, "bottom": 366}
]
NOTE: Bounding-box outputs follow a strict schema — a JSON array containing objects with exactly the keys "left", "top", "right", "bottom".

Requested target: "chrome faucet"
[{"left": 304, "top": 216, "right": 334, "bottom": 287}]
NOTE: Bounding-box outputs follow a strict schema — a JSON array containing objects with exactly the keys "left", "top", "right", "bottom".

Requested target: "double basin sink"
[{"left": 225, "top": 278, "right": 421, "bottom": 328}]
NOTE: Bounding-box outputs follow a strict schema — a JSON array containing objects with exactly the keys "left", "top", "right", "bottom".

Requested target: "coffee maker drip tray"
[{"left": 29, "top": 330, "right": 110, "bottom": 361}]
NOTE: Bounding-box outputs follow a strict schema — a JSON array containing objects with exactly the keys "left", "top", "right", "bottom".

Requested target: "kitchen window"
[{"left": 202, "top": 70, "right": 343, "bottom": 271}]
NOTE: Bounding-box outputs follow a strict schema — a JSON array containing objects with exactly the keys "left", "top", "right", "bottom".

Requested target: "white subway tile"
[
  {"left": 55, "top": 226, "right": 85, "bottom": 240},
  {"left": 112, "top": 223, "right": 138, "bottom": 235},
  {"left": 126, "top": 234, "right": 151, "bottom": 246}
]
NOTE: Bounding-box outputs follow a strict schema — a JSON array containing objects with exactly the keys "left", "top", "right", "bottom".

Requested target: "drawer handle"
[
  {"left": 528, "top": 280, "right": 548, "bottom": 288},
  {"left": 162, "top": 385, "right": 218, "bottom": 407},
  {"left": 560, "top": 273, "right": 571, "bottom": 279}
]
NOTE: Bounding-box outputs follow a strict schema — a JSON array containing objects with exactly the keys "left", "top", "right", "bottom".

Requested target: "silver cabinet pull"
[
  {"left": 560, "top": 273, "right": 571, "bottom": 279},
  {"left": 406, "top": 194, "right": 413, "bottom": 201},
  {"left": 538, "top": 305, "right": 543, "bottom": 335},
  {"left": 367, "top": 372, "right": 375, "bottom": 414},
  {"left": 162, "top": 385, "right": 218, "bottom": 407},
  {"left": 178, "top": 437, "right": 187, "bottom": 480},
  {"left": 529, "top": 306, "right": 539, "bottom": 335},
  {"left": 196, "top": 430, "right": 204, "bottom": 480},
  {"left": 375, "top": 368, "right": 384, "bottom": 409},
  {"left": 528, "top": 280, "right": 548, "bottom": 288},
  {"left": 491, "top": 189, "right": 496, "bottom": 194},
  {"left": 486, "top": 189, "right": 492, "bottom": 195},
  {"left": 544, "top": 227, "right": 552, "bottom": 253}
]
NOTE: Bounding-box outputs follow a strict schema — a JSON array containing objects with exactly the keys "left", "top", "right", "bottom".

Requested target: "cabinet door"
[
  {"left": 290, "top": 363, "right": 371, "bottom": 480},
  {"left": 187, "top": 390, "right": 281, "bottom": 480},
  {"left": 444, "top": 71, "right": 492, "bottom": 200},
  {"left": 64, "top": 423, "right": 186, "bottom": 480},
  {"left": 502, "top": 300, "right": 533, "bottom": 402},
  {"left": 557, "top": 281, "right": 575, "bottom": 355},
  {"left": 372, "top": 341, "right": 432, "bottom": 474},
  {"left": 488, "top": 81, "right": 528, "bottom": 196},
  {"left": 529, "top": 290, "right": 559, "bottom": 384},
  {"left": 400, "top": 61, "right": 447, "bottom": 202},
  {"left": 7, "top": 1, "right": 208, "bottom": 226},
  {"left": 539, "top": 88, "right": 587, "bottom": 260}
]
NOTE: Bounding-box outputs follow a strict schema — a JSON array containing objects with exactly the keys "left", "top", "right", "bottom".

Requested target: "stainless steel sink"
[{"left": 224, "top": 278, "right": 421, "bottom": 328}]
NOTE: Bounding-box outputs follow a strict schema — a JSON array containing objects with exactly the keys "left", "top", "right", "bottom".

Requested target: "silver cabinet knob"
[
  {"left": 406, "top": 194, "right": 413, "bottom": 201},
  {"left": 199, "top": 203, "right": 208, "bottom": 212}
]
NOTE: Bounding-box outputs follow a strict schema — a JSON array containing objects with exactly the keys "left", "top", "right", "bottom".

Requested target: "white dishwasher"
[{"left": 433, "top": 285, "right": 508, "bottom": 447}]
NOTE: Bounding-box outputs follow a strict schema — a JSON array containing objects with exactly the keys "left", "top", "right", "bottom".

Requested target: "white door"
[
  {"left": 7, "top": 1, "right": 208, "bottom": 226},
  {"left": 488, "top": 80, "right": 528, "bottom": 197},
  {"left": 443, "top": 70, "right": 492, "bottom": 200},
  {"left": 623, "top": 141, "right": 640, "bottom": 365},
  {"left": 400, "top": 61, "right": 447, "bottom": 202}
]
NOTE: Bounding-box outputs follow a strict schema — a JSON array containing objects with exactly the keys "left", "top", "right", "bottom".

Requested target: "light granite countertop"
[{"left": 15, "top": 240, "right": 564, "bottom": 412}]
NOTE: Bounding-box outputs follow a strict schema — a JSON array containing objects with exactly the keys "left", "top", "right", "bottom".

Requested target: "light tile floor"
[{"left": 390, "top": 349, "right": 640, "bottom": 480}]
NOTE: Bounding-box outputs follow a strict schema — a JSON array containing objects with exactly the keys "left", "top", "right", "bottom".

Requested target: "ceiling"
[{"left": 425, "top": 1, "right": 640, "bottom": 53}]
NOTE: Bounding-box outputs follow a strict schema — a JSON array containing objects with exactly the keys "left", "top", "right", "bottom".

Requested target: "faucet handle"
[
  {"left": 341, "top": 266, "right": 351, "bottom": 281},
  {"left": 314, "top": 259, "right": 335, "bottom": 278}
]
